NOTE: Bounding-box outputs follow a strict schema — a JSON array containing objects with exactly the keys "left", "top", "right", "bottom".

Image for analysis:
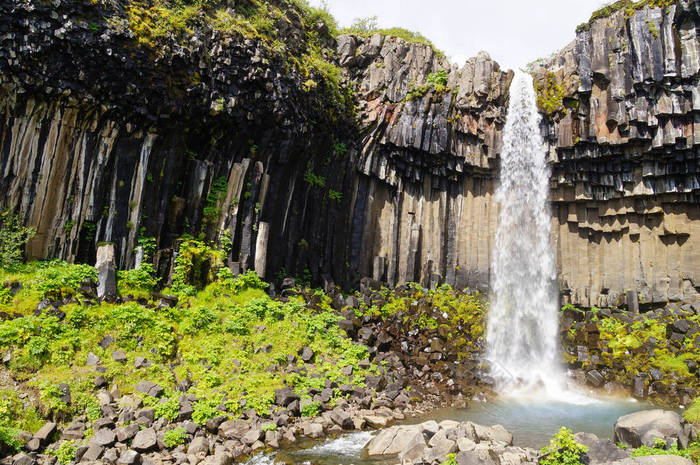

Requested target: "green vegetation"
[
  {"left": 47, "top": 441, "right": 78, "bottom": 465},
  {"left": 0, "top": 209, "right": 35, "bottom": 270},
  {"left": 300, "top": 401, "right": 321, "bottom": 417},
  {"left": 533, "top": 72, "right": 565, "bottom": 116},
  {"left": 340, "top": 15, "right": 443, "bottom": 56},
  {"left": 163, "top": 427, "right": 188, "bottom": 448},
  {"left": 440, "top": 453, "right": 457, "bottom": 465},
  {"left": 576, "top": 0, "right": 678, "bottom": 33},
  {"left": 0, "top": 251, "right": 379, "bottom": 445},
  {"left": 628, "top": 437, "right": 700, "bottom": 463},
  {"left": 686, "top": 398, "right": 700, "bottom": 424},
  {"left": 0, "top": 389, "right": 43, "bottom": 453},
  {"left": 539, "top": 427, "right": 588, "bottom": 465},
  {"left": 406, "top": 70, "right": 453, "bottom": 102}
]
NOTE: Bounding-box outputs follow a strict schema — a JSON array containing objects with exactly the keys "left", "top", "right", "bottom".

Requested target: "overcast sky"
[{"left": 310, "top": 0, "right": 611, "bottom": 70}]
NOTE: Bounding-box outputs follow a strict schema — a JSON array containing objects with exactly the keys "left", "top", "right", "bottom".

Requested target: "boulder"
[
  {"left": 575, "top": 432, "right": 629, "bottom": 464},
  {"left": 187, "top": 436, "right": 209, "bottom": 457},
  {"left": 131, "top": 428, "right": 157, "bottom": 452},
  {"left": 330, "top": 409, "right": 354, "bottom": 430},
  {"left": 92, "top": 428, "right": 116, "bottom": 447},
  {"left": 116, "top": 450, "right": 141, "bottom": 465},
  {"left": 614, "top": 410, "right": 688, "bottom": 449},
  {"left": 274, "top": 387, "right": 300, "bottom": 407},
  {"left": 33, "top": 422, "right": 57, "bottom": 445},
  {"left": 610, "top": 457, "right": 693, "bottom": 465},
  {"left": 134, "top": 381, "right": 163, "bottom": 398},
  {"left": 366, "top": 425, "right": 423, "bottom": 456}
]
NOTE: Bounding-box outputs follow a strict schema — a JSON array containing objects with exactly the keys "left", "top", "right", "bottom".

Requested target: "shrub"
[
  {"left": 191, "top": 398, "right": 221, "bottom": 425},
  {"left": 117, "top": 263, "right": 159, "bottom": 292},
  {"left": 0, "top": 209, "right": 35, "bottom": 270},
  {"left": 0, "top": 427, "right": 22, "bottom": 454},
  {"left": 35, "top": 261, "right": 97, "bottom": 299},
  {"left": 49, "top": 440, "right": 78, "bottom": 465},
  {"left": 171, "top": 239, "right": 224, "bottom": 296},
  {"left": 163, "top": 428, "right": 188, "bottom": 448},
  {"left": 217, "top": 269, "right": 268, "bottom": 294},
  {"left": 540, "top": 427, "right": 588, "bottom": 465},
  {"left": 300, "top": 401, "right": 321, "bottom": 417},
  {"left": 631, "top": 438, "right": 691, "bottom": 458}
]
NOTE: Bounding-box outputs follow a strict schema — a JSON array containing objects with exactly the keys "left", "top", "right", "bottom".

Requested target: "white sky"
[{"left": 310, "top": 0, "right": 612, "bottom": 70}]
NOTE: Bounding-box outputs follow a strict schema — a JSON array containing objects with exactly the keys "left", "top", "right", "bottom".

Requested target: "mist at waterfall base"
[{"left": 485, "top": 71, "right": 570, "bottom": 399}]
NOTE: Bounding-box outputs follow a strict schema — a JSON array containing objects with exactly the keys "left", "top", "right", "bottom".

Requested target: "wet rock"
[{"left": 586, "top": 370, "right": 606, "bottom": 388}]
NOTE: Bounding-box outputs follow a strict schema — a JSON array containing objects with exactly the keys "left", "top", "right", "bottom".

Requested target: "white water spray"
[{"left": 486, "top": 72, "right": 565, "bottom": 397}]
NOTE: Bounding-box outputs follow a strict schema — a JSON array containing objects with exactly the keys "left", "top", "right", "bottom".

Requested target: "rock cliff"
[
  {"left": 1, "top": 0, "right": 698, "bottom": 307},
  {"left": 534, "top": 0, "right": 700, "bottom": 307}
]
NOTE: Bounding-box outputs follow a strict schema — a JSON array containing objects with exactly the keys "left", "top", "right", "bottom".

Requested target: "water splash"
[{"left": 485, "top": 71, "right": 565, "bottom": 398}]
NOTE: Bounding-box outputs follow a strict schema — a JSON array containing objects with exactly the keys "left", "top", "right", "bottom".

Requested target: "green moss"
[
  {"left": 576, "top": 0, "right": 678, "bottom": 33},
  {"left": 533, "top": 72, "right": 565, "bottom": 116},
  {"left": 685, "top": 398, "right": 700, "bottom": 424}
]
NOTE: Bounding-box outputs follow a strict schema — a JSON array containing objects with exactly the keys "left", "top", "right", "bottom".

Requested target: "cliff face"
[
  {"left": 1, "top": 0, "right": 699, "bottom": 306},
  {"left": 534, "top": 0, "right": 700, "bottom": 307}
]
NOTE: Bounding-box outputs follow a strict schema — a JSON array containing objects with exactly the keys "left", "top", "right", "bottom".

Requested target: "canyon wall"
[{"left": 1, "top": 0, "right": 699, "bottom": 307}]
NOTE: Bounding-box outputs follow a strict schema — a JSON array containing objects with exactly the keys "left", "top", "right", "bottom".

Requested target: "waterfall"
[{"left": 485, "top": 72, "right": 564, "bottom": 396}]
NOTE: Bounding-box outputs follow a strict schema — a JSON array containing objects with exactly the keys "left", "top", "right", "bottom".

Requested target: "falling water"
[{"left": 486, "top": 72, "right": 564, "bottom": 396}]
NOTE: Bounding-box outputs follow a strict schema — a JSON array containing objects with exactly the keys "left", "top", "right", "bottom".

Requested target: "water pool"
[{"left": 247, "top": 394, "right": 656, "bottom": 465}]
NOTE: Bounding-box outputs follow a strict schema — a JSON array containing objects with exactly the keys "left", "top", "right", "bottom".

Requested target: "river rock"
[
  {"left": 366, "top": 425, "right": 424, "bottom": 456},
  {"left": 614, "top": 409, "right": 688, "bottom": 448}
]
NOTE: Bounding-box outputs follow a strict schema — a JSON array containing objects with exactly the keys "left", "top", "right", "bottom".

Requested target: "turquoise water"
[
  {"left": 414, "top": 396, "right": 653, "bottom": 448},
  {"left": 246, "top": 395, "right": 655, "bottom": 465}
]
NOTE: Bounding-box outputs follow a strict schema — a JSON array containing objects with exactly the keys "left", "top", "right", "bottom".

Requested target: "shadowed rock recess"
[{"left": 0, "top": 0, "right": 698, "bottom": 307}]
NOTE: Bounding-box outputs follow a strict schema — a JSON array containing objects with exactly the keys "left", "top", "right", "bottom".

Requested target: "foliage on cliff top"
[
  {"left": 110, "top": 0, "right": 356, "bottom": 122},
  {"left": 340, "top": 15, "right": 444, "bottom": 57},
  {"left": 576, "top": 0, "right": 678, "bottom": 33}
]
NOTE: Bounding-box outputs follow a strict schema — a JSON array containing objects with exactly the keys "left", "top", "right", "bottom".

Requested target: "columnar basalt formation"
[
  {"left": 1, "top": 0, "right": 699, "bottom": 307},
  {"left": 534, "top": 0, "right": 700, "bottom": 307}
]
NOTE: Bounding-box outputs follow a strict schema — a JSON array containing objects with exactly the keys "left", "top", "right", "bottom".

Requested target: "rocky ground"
[{"left": 561, "top": 300, "right": 700, "bottom": 406}]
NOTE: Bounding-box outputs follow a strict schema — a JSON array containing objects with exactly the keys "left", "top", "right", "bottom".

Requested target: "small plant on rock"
[
  {"left": 48, "top": 440, "right": 78, "bottom": 465},
  {"left": 540, "top": 427, "right": 588, "bottom": 465},
  {"left": 300, "top": 401, "right": 321, "bottom": 417},
  {"left": 163, "top": 428, "right": 188, "bottom": 448}
]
